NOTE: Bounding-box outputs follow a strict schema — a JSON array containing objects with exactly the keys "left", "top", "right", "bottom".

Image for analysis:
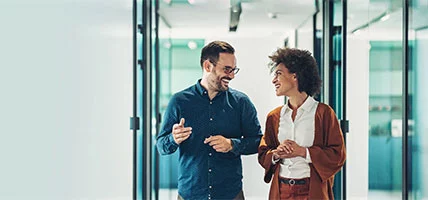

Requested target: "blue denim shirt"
[{"left": 156, "top": 80, "right": 262, "bottom": 200}]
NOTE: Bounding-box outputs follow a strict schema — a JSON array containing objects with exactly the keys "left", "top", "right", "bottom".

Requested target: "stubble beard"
[{"left": 209, "top": 73, "right": 228, "bottom": 92}]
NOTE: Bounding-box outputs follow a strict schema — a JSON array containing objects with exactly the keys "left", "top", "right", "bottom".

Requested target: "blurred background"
[{"left": 0, "top": 0, "right": 427, "bottom": 199}]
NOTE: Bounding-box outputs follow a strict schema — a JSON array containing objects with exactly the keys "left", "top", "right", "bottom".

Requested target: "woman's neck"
[{"left": 288, "top": 92, "right": 309, "bottom": 110}]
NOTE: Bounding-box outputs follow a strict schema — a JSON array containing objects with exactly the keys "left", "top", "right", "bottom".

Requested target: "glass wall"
[
  {"left": 136, "top": 1, "right": 143, "bottom": 199},
  {"left": 0, "top": 1, "right": 134, "bottom": 199},
  {"left": 346, "top": 0, "right": 404, "bottom": 199},
  {"left": 409, "top": 0, "right": 428, "bottom": 199},
  {"left": 346, "top": 0, "right": 370, "bottom": 197},
  {"left": 157, "top": 38, "right": 204, "bottom": 200},
  {"left": 368, "top": 40, "right": 403, "bottom": 198},
  {"left": 367, "top": 1, "right": 403, "bottom": 199}
]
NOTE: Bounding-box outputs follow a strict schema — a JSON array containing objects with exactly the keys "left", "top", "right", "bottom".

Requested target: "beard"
[
  {"left": 216, "top": 79, "right": 228, "bottom": 92},
  {"left": 209, "top": 74, "right": 230, "bottom": 92}
]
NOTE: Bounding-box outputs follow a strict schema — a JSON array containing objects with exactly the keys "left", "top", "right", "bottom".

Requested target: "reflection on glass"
[
  {"left": 409, "top": 1, "right": 428, "bottom": 199},
  {"left": 157, "top": 39, "right": 204, "bottom": 200},
  {"left": 368, "top": 41, "right": 402, "bottom": 199},
  {"left": 136, "top": 1, "right": 143, "bottom": 199},
  {"left": 366, "top": 2, "right": 403, "bottom": 199},
  {"left": 366, "top": 0, "right": 403, "bottom": 198}
]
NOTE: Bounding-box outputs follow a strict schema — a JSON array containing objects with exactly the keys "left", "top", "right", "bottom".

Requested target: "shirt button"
[
  {"left": 208, "top": 197, "right": 211, "bottom": 200},
  {"left": 209, "top": 185, "right": 212, "bottom": 189},
  {"left": 209, "top": 153, "right": 212, "bottom": 156},
  {"left": 210, "top": 118, "right": 213, "bottom": 121},
  {"left": 210, "top": 101, "right": 213, "bottom": 104},
  {"left": 209, "top": 169, "right": 212, "bottom": 172}
]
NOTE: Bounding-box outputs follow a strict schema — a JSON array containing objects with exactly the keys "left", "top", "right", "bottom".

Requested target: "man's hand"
[
  {"left": 204, "top": 135, "right": 233, "bottom": 153},
  {"left": 172, "top": 118, "right": 192, "bottom": 144}
]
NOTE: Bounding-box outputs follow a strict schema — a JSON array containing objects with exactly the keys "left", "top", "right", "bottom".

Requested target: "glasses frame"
[{"left": 210, "top": 60, "right": 240, "bottom": 75}]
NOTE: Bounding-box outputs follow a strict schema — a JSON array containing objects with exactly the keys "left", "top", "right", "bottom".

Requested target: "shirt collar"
[
  {"left": 300, "top": 96, "right": 316, "bottom": 111},
  {"left": 195, "top": 79, "right": 207, "bottom": 95},
  {"left": 282, "top": 95, "right": 317, "bottom": 115},
  {"left": 195, "top": 79, "right": 227, "bottom": 96}
]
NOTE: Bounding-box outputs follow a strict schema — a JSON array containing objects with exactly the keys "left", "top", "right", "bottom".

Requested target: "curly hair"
[{"left": 268, "top": 48, "right": 321, "bottom": 96}]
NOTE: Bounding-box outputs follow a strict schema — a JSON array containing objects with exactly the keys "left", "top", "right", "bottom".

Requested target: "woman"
[{"left": 258, "top": 48, "right": 346, "bottom": 199}]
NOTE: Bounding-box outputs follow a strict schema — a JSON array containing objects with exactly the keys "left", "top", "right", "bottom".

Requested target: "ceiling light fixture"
[
  {"left": 268, "top": 12, "right": 277, "bottom": 19},
  {"left": 380, "top": 14, "right": 390, "bottom": 22},
  {"left": 350, "top": 10, "right": 394, "bottom": 34},
  {"left": 229, "top": 0, "right": 242, "bottom": 32},
  {"left": 187, "top": 41, "right": 197, "bottom": 49}
]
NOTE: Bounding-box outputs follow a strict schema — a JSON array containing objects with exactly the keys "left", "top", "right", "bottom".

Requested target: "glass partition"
[
  {"left": 346, "top": 0, "right": 370, "bottom": 197},
  {"left": 346, "top": 0, "right": 403, "bottom": 199},
  {"left": 135, "top": 0, "right": 143, "bottom": 199},
  {"left": 157, "top": 38, "right": 204, "bottom": 200},
  {"left": 409, "top": 1, "right": 428, "bottom": 199},
  {"left": 367, "top": 0, "right": 403, "bottom": 198}
]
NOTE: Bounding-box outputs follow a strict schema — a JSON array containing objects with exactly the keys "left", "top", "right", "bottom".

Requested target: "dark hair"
[
  {"left": 269, "top": 48, "right": 321, "bottom": 96},
  {"left": 200, "top": 41, "right": 235, "bottom": 67}
]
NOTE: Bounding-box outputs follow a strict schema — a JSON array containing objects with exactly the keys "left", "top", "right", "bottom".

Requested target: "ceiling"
[
  {"left": 158, "top": 0, "right": 317, "bottom": 38},
  {"left": 158, "top": 0, "right": 428, "bottom": 40},
  {"left": 4, "top": 0, "right": 424, "bottom": 40}
]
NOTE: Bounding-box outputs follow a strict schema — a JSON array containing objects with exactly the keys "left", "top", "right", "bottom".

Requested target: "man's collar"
[
  {"left": 195, "top": 79, "right": 207, "bottom": 95},
  {"left": 196, "top": 79, "right": 228, "bottom": 96}
]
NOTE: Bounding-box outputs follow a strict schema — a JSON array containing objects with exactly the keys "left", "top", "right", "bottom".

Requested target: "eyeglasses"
[
  {"left": 223, "top": 66, "right": 240, "bottom": 74},
  {"left": 210, "top": 61, "right": 240, "bottom": 75}
]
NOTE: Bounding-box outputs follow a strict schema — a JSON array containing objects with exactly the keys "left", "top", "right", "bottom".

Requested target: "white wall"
[
  {"left": 346, "top": 37, "right": 370, "bottom": 199},
  {"left": 205, "top": 35, "right": 286, "bottom": 200},
  {"left": 0, "top": 2, "right": 133, "bottom": 199}
]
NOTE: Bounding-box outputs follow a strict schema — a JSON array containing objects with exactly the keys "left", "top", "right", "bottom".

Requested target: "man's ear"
[{"left": 203, "top": 60, "right": 212, "bottom": 72}]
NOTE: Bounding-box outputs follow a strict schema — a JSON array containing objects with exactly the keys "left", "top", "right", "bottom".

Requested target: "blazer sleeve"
[
  {"left": 258, "top": 108, "right": 281, "bottom": 183},
  {"left": 308, "top": 105, "right": 346, "bottom": 182}
]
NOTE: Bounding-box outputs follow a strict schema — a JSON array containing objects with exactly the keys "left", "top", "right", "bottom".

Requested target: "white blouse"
[{"left": 277, "top": 96, "right": 318, "bottom": 179}]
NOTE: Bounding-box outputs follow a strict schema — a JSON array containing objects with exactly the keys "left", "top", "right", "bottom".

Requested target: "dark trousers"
[
  {"left": 279, "top": 177, "right": 310, "bottom": 200},
  {"left": 177, "top": 190, "right": 245, "bottom": 200}
]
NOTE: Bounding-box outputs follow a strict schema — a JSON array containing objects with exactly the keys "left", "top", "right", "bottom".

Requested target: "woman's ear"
[{"left": 203, "top": 60, "right": 212, "bottom": 72}]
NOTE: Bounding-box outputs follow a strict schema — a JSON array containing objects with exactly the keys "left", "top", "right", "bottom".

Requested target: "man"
[
  {"left": 258, "top": 48, "right": 346, "bottom": 199},
  {"left": 156, "top": 41, "right": 262, "bottom": 200}
]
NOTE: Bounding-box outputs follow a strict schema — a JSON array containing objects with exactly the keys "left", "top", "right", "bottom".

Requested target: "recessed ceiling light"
[
  {"left": 268, "top": 12, "right": 277, "bottom": 19},
  {"left": 188, "top": 41, "right": 197, "bottom": 49},
  {"left": 353, "top": 30, "right": 361, "bottom": 35},
  {"left": 163, "top": 41, "right": 171, "bottom": 49},
  {"left": 380, "top": 14, "right": 390, "bottom": 22}
]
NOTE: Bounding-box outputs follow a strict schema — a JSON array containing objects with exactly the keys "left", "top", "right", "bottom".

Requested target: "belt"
[{"left": 279, "top": 178, "right": 308, "bottom": 185}]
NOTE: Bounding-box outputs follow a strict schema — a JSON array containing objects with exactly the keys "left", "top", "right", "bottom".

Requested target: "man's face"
[{"left": 208, "top": 53, "right": 237, "bottom": 92}]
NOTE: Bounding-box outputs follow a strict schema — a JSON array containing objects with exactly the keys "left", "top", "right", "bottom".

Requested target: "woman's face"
[{"left": 271, "top": 63, "right": 297, "bottom": 97}]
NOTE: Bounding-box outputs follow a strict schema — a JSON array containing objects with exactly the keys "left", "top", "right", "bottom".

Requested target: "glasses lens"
[{"left": 224, "top": 67, "right": 239, "bottom": 74}]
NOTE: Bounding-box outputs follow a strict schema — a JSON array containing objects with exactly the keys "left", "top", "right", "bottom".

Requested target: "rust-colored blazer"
[{"left": 258, "top": 104, "right": 346, "bottom": 200}]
